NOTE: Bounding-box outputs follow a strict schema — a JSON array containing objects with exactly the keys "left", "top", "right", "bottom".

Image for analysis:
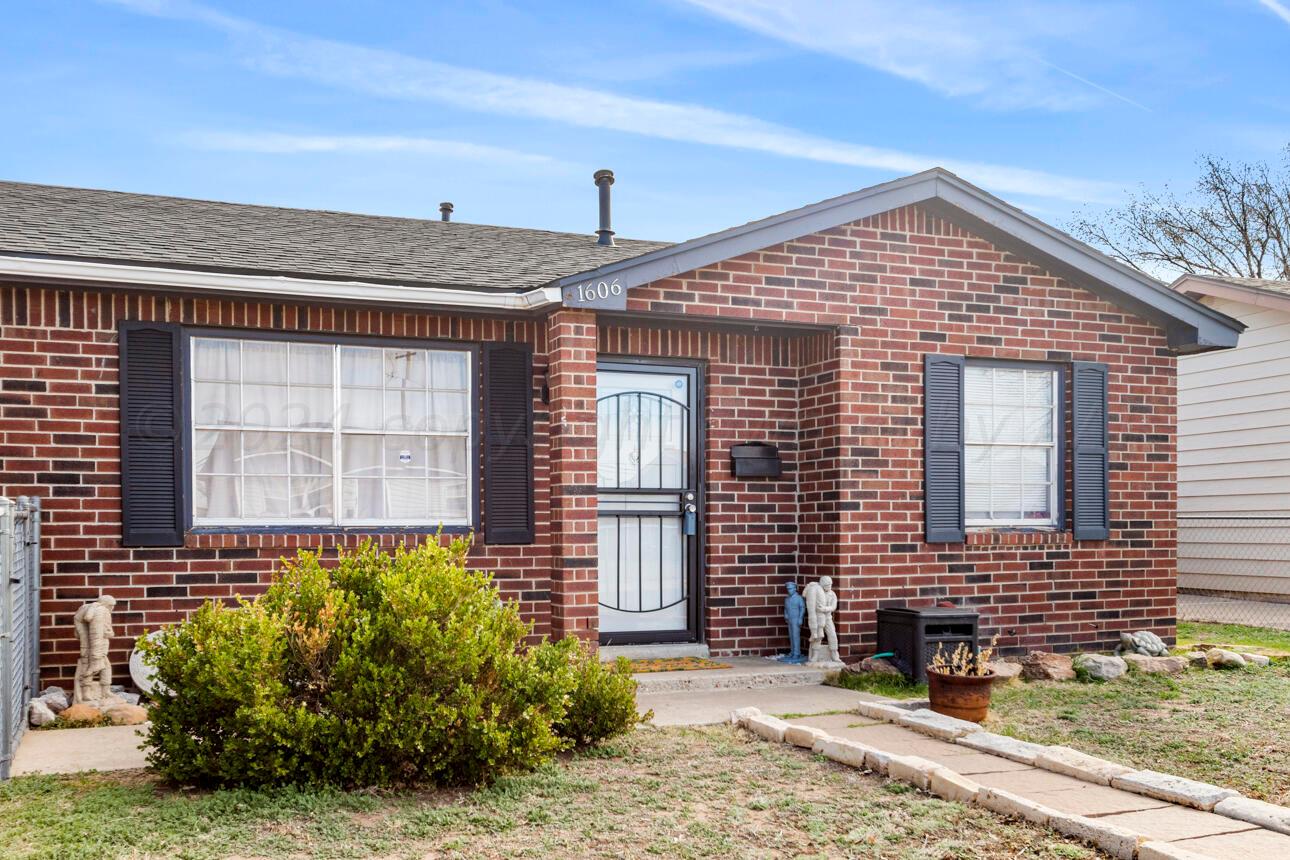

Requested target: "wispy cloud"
[
  {"left": 183, "top": 131, "right": 559, "bottom": 164},
  {"left": 101, "top": 0, "right": 1122, "bottom": 202},
  {"left": 1258, "top": 0, "right": 1290, "bottom": 25},
  {"left": 681, "top": 0, "right": 1147, "bottom": 112}
]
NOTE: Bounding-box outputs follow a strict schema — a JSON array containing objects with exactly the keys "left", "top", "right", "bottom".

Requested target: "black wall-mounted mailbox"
[{"left": 730, "top": 442, "right": 782, "bottom": 478}]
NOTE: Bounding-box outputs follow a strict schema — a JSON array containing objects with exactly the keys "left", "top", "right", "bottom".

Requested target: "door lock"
[{"left": 683, "top": 501, "right": 697, "bottom": 536}]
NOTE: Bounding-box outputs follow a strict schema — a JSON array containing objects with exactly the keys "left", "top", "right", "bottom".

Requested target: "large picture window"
[
  {"left": 964, "top": 364, "right": 1059, "bottom": 527},
  {"left": 190, "top": 335, "right": 473, "bottom": 527}
]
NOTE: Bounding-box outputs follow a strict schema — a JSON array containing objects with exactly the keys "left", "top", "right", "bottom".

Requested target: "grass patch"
[
  {"left": 988, "top": 662, "right": 1290, "bottom": 804},
  {"left": 0, "top": 725, "right": 1096, "bottom": 859},
  {"left": 830, "top": 670, "right": 929, "bottom": 699},
  {"left": 1177, "top": 621, "right": 1290, "bottom": 656}
]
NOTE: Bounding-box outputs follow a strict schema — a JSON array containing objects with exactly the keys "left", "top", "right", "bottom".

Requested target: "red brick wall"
[
  {"left": 0, "top": 288, "right": 555, "bottom": 685},
  {"left": 626, "top": 204, "right": 1178, "bottom": 657},
  {"left": 3, "top": 200, "right": 1181, "bottom": 680}
]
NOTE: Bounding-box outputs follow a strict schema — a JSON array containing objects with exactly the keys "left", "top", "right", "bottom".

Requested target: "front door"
[{"left": 596, "top": 361, "right": 702, "bottom": 644}]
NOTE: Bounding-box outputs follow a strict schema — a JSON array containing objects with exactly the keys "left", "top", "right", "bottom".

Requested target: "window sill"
[
  {"left": 965, "top": 528, "right": 1072, "bottom": 547},
  {"left": 186, "top": 525, "right": 474, "bottom": 550}
]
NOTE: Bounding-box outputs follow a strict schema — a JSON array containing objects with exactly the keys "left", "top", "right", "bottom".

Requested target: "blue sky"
[{"left": 5, "top": 0, "right": 1290, "bottom": 242}]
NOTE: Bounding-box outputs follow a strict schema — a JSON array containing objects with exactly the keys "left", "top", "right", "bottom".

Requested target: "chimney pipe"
[
  {"left": 439, "top": 201, "right": 454, "bottom": 222},
  {"left": 594, "top": 169, "right": 614, "bottom": 246}
]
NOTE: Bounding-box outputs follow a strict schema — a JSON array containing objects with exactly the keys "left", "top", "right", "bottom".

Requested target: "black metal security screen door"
[{"left": 597, "top": 361, "right": 702, "bottom": 644}]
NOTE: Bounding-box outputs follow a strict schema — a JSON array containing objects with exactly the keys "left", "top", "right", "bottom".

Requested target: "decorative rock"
[
  {"left": 886, "top": 755, "right": 939, "bottom": 790},
  {"left": 729, "top": 706, "right": 761, "bottom": 726},
  {"left": 976, "top": 787, "right": 1054, "bottom": 826},
  {"left": 1048, "top": 811, "right": 1143, "bottom": 860},
  {"left": 1241, "top": 652, "right": 1271, "bottom": 667},
  {"left": 104, "top": 703, "right": 148, "bottom": 726},
  {"left": 853, "top": 701, "right": 911, "bottom": 722},
  {"left": 886, "top": 699, "right": 931, "bottom": 711},
  {"left": 1213, "top": 795, "right": 1290, "bottom": 836},
  {"left": 815, "top": 737, "right": 872, "bottom": 769},
  {"left": 28, "top": 698, "right": 56, "bottom": 727},
  {"left": 1138, "top": 841, "right": 1217, "bottom": 860},
  {"left": 928, "top": 767, "right": 980, "bottom": 803},
  {"left": 38, "top": 686, "right": 69, "bottom": 713},
  {"left": 1111, "top": 770, "right": 1239, "bottom": 811},
  {"left": 955, "top": 731, "right": 1045, "bottom": 765},
  {"left": 744, "top": 714, "right": 790, "bottom": 744},
  {"left": 120, "top": 692, "right": 141, "bottom": 706},
  {"left": 1073, "top": 653, "right": 1127, "bottom": 681},
  {"left": 1020, "top": 652, "right": 1076, "bottom": 681},
  {"left": 987, "top": 660, "right": 1024, "bottom": 685},
  {"left": 1206, "top": 649, "right": 1247, "bottom": 670},
  {"left": 895, "top": 708, "right": 981, "bottom": 740},
  {"left": 784, "top": 724, "right": 829, "bottom": 749},
  {"left": 1121, "top": 654, "right": 1188, "bottom": 675},
  {"left": 1035, "top": 745, "right": 1134, "bottom": 785},
  {"left": 1184, "top": 651, "right": 1208, "bottom": 668},
  {"left": 58, "top": 702, "right": 103, "bottom": 724},
  {"left": 847, "top": 656, "right": 903, "bottom": 676}
]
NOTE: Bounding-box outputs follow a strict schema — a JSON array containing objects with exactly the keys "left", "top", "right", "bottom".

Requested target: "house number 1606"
[{"left": 574, "top": 278, "right": 622, "bottom": 302}]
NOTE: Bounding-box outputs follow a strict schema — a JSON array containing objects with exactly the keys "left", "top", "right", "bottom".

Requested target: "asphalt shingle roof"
[
  {"left": 1195, "top": 275, "right": 1290, "bottom": 297},
  {"left": 0, "top": 180, "right": 671, "bottom": 292}
]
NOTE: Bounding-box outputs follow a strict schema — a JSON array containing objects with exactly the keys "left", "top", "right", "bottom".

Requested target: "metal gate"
[{"left": 1, "top": 497, "right": 40, "bottom": 780}]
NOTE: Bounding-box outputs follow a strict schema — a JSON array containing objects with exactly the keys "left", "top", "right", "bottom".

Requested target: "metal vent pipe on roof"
[
  {"left": 439, "top": 201, "right": 453, "bottom": 222},
  {"left": 594, "top": 169, "right": 614, "bottom": 246}
]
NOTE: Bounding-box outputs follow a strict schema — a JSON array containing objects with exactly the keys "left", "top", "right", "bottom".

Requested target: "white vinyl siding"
[{"left": 1179, "top": 295, "right": 1290, "bottom": 597}]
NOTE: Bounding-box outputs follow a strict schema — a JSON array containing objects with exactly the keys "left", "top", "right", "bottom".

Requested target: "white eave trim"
[{"left": 0, "top": 255, "right": 562, "bottom": 311}]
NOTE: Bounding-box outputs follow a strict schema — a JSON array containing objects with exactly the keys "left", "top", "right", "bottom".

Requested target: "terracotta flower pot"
[{"left": 926, "top": 668, "right": 995, "bottom": 723}]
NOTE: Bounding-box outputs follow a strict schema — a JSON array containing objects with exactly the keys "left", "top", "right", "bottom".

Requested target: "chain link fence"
[
  {"left": 1178, "top": 516, "right": 1290, "bottom": 631},
  {"left": 1, "top": 497, "right": 40, "bottom": 780}
]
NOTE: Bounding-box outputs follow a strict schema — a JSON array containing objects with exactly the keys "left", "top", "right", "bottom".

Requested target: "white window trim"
[
  {"left": 188, "top": 334, "right": 475, "bottom": 529},
  {"left": 964, "top": 366, "right": 1060, "bottom": 529}
]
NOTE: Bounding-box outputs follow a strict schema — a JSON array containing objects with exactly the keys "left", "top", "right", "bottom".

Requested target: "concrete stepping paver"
[
  {"left": 1097, "top": 806, "right": 1261, "bottom": 842},
  {"left": 1171, "top": 826, "right": 1290, "bottom": 859},
  {"left": 638, "top": 684, "right": 882, "bottom": 726},
  {"left": 11, "top": 724, "right": 149, "bottom": 775},
  {"left": 972, "top": 768, "right": 1170, "bottom": 816}
]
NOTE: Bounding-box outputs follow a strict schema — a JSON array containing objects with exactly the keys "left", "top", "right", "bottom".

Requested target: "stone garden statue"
[
  {"left": 73, "top": 595, "right": 123, "bottom": 707},
  {"left": 778, "top": 581, "right": 807, "bottom": 664},
  {"left": 802, "top": 576, "right": 842, "bottom": 666},
  {"left": 1116, "top": 630, "right": 1169, "bottom": 658}
]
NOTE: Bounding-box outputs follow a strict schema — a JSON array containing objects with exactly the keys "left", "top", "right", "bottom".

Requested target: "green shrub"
[{"left": 140, "top": 538, "right": 639, "bottom": 788}]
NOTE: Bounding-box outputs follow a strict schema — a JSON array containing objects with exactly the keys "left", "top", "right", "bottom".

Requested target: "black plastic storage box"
[
  {"left": 729, "top": 442, "right": 782, "bottom": 477},
  {"left": 876, "top": 606, "right": 980, "bottom": 683}
]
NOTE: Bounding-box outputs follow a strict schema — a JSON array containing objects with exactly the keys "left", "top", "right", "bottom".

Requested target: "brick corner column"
[{"left": 545, "top": 308, "right": 599, "bottom": 646}]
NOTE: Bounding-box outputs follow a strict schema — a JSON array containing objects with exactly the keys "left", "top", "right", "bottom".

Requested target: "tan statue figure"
[
  {"left": 73, "top": 595, "right": 122, "bottom": 707},
  {"left": 802, "top": 576, "right": 842, "bottom": 666}
]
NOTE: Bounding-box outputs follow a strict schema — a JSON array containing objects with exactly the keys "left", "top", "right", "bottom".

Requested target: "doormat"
[{"left": 627, "top": 657, "right": 733, "bottom": 673}]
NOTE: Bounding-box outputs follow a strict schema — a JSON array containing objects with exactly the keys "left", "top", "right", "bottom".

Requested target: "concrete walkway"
[
  {"left": 11, "top": 724, "right": 150, "bottom": 776},
  {"left": 785, "top": 712, "right": 1290, "bottom": 860},
  {"left": 639, "top": 684, "right": 881, "bottom": 726}
]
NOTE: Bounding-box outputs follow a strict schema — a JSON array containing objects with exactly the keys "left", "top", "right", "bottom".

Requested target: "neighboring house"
[
  {"left": 1172, "top": 275, "right": 1290, "bottom": 601},
  {"left": 0, "top": 169, "right": 1242, "bottom": 686}
]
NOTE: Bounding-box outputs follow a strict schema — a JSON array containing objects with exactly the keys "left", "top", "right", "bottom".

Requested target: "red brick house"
[{"left": 0, "top": 169, "right": 1242, "bottom": 685}]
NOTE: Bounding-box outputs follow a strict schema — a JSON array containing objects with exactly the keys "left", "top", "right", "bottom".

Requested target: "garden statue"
[
  {"left": 777, "top": 581, "right": 807, "bottom": 664},
  {"left": 1115, "top": 630, "right": 1169, "bottom": 658},
  {"left": 73, "top": 594, "right": 124, "bottom": 707},
  {"left": 802, "top": 577, "right": 842, "bottom": 667}
]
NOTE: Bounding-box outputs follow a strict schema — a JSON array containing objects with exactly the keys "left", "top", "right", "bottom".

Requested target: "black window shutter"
[
  {"left": 118, "top": 321, "right": 185, "bottom": 547},
  {"left": 1072, "top": 361, "right": 1110, "bottom": 540},
  {"left": 483, "top": 343, "right": 535, "bottom": 544},
  {"left": 924, "top": 353, "right": 966, "bottom": 543}
]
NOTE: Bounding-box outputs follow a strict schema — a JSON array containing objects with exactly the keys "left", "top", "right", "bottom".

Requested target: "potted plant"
[{"left": 926, "top": 637, "right": 997, "bottom": 723}]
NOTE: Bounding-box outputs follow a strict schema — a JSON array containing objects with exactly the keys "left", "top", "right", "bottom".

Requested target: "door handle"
[{"left": 683, "top": 502, "right": 697, "bottom": 536}]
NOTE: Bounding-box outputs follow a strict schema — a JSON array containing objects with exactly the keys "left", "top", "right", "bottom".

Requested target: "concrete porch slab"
[
  {"left": 11, "top": 724, "right": 150, "bottom": 776},
  {"left": 638, "top": 684, "right": 883, "bottom": 726},
  {"left": 631, "top": 656, "right": 834, "bottom": 693}
]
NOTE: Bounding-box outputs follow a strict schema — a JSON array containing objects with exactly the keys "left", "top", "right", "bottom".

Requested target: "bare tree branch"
[{"left": 1070, "top": 147, "right": 1290, "bottom": 281}]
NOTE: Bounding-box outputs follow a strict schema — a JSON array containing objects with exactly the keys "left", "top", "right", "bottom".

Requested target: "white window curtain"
[
  {"left": 191, "top": 336, "right": 471, "bottom": 527},
  {"left": 964, "top": 365, "right": 1058, "bottom": 527}
]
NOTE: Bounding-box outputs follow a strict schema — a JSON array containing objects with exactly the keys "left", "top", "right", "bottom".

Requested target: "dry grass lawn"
[{"left": 0, "top": 724, "right": 1100, "bottom": 860}]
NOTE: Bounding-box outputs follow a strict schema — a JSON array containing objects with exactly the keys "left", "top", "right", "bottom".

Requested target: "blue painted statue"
[{"left": 778, "top": 581, "right": 807, "bottom": 664}]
